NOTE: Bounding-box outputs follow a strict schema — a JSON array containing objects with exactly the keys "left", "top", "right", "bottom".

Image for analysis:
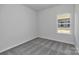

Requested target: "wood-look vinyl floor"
[{"left": 0, "top": 38, "right": 78, "bottom": 55}]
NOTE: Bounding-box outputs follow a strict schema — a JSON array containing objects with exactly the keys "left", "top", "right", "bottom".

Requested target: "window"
[{"left": 57, "top": 13, "right": 71, "bottom": 34}]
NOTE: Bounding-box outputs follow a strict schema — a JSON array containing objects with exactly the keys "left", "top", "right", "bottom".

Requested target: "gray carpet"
[{"left": 0, "top": 38, "right": 78, "bottom": 55}]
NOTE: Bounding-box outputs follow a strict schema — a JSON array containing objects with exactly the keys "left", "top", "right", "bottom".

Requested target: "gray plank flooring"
[{"left": 0, "top": 38, "right": 78, "bottom": 55}]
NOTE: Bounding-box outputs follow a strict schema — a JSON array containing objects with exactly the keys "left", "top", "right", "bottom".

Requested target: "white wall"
[
  {"left": 38, "top": 5, "right": 75, "bottom": 44},
  {"left": 75, "top": 4, "right": 79, "bottom": 52},
  {"left": 0, "top": 5, "right": 37, "bottom": 52}
]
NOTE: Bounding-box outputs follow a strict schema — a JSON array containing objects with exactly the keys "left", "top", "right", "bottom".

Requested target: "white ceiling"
[{"left": 24, "top": 4, "right": 60, "bottom": 11}]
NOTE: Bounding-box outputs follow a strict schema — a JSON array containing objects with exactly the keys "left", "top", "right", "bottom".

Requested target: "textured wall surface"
[
  {"left": 38, "top": 5, "right": 75, "bottom": 44},
  {"left": 0, "top": 5, "right": 37, "bottom": 52}
]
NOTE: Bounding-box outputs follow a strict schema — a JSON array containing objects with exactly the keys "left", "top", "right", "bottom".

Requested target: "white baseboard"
[
  {"left": 39, "top": 36, "right": 74, "bottom": 45},
  {"left": 0, "top": 36, "right": 75, "bottom": 53},
  {"left": 0, "top": 36, "right": 37, "bottom": 53}
]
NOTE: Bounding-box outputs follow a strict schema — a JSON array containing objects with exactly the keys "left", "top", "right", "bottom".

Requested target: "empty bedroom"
[{"left": 0, "top": 4, "right": 79, "bottom": 55}]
